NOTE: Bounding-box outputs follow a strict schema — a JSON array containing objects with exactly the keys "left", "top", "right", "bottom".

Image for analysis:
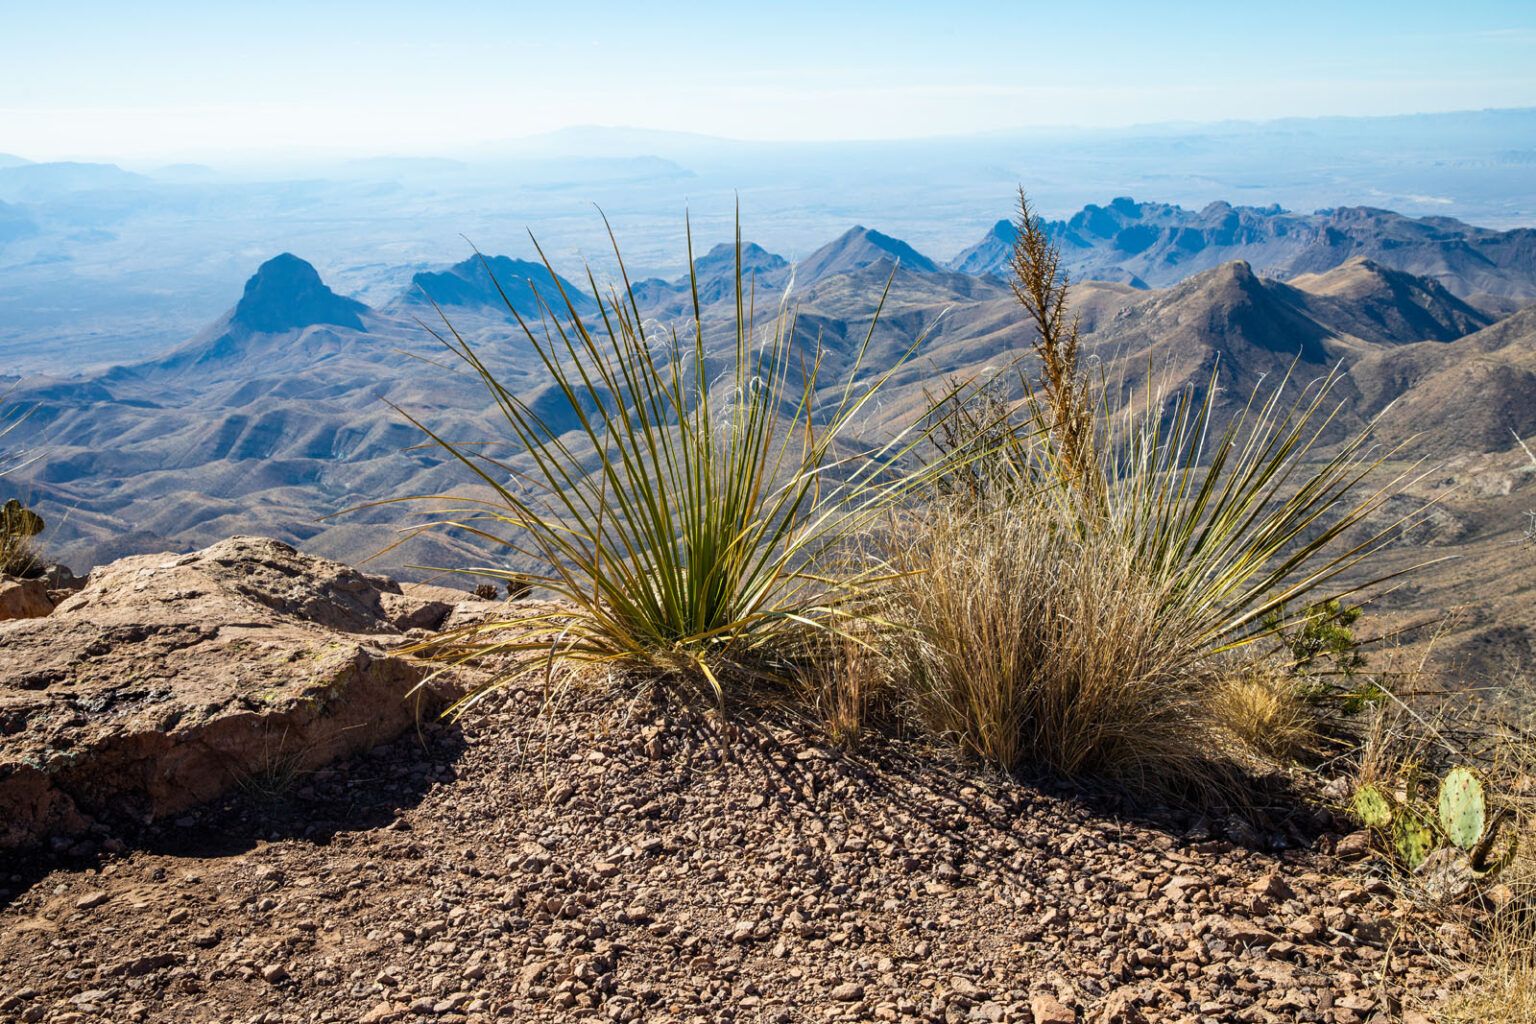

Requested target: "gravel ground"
[{"left": 0, "top": 682, "right": 1466, "bottom": 1023}]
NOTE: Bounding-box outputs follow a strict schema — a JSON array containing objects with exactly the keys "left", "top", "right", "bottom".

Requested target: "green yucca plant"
[
  {"left": 390, "top": 216, "right": 952, "bottom": 712},
  {"left": 901, "top": 189, "right": 1435, "bottom": 788},
  {"left": 897, "top": 369, "right": 1432, "bottom": 792},
  {"left": 1084, "top": 368, "right": 1428, "bottom": 659}
]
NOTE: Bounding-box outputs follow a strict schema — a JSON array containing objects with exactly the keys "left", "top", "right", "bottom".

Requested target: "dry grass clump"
[
  {"left": 1211, "top": 669, "right": 1322, "bottom": 763},
  {"left": 1444, "top": 847, "right": 1536, "bottom": 1022},
  {"left": 0, "top": 518, "right": 40, "bottom": 576},
  {"left": 889, "top": 498, "right": 1213, "bottom": 788},
  {"left": 791, "top": 627, "right": 895, "bottom": 747}
]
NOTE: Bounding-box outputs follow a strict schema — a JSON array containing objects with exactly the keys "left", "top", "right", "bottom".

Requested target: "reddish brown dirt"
[{"left": 0, "top": 682, "right": 1462, "bottom": 1024}]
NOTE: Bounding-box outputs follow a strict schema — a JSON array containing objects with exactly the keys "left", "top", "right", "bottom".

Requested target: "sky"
[{"left": 3, "top": 0, "right": 1536, "bottom": 162}]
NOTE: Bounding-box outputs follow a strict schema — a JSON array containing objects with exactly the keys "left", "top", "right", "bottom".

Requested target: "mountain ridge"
[
  {"left": 949, "top": 199, "right": 1536, "bottom": 308},
  {"left": 8, "top": 205, "right": 1536, "bottom": 579}
]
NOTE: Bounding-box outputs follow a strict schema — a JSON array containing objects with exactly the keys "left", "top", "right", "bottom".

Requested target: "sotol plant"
[{"left": 390, "top": 215, "right": 954, "bottom": 711}]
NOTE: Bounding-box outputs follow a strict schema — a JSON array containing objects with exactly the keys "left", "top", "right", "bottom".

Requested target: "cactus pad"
[
  {"left": 1351, "top": 785, "right": 1393, "bottom": 829},
  {"left": 1437, "top": 766, "right": 1487, "bottom": 852},
  {"left": 1393, "top": 810, "right": 1435, "bottom": 870}
]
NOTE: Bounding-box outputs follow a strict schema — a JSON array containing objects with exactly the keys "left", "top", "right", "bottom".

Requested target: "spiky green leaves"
[{"left": 390, "top": 213, "right": 956, "bottom": 711}]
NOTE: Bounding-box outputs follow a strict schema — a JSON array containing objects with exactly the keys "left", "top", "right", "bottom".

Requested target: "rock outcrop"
[
  {"left": 0, "top": 576, "right": 51, "bottom": 621},
  {"left": 0, "top": 536, "right": 488, "bottom": 850}
]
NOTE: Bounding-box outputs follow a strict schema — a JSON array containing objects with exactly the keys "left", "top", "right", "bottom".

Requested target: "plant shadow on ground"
[
  {"left": 0, "top": 720, "right": 467, "bottom": 911},
  {"left": 601, "top": 684, "right": 1336, "bottom": 865},
  {"left": 0, "top": 686, "right": 1336, "bottom": 915}
]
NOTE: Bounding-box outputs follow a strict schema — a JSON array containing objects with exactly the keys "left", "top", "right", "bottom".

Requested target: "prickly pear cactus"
[
  {"left": 1393, "top": 810, "right": 1435, "bottom": 871},
  {"left": 1437, "top": 767, "right": 1487, "bottom": 852},
  {"left": 1351, "top": 785, "right": 1393, "bottom": 829}
]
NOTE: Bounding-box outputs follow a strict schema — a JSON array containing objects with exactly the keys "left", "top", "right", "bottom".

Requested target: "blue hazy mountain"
[
  {"left": 4, "top": 215, "right": 1528, "bottom": 583},
  {"left": 5, "top": 107, "right": 1536, "bottom": 374},
  {"left": 630, "top": 241, "right": 792, "bottom": 310},
  {"left": 797, "top": 226, "right": 940, "bottom": 284},
  {"left": 135, "top": 254, "right": 370, "bottom": 374},
  {"left": 0, "top": 200, "right": 37, "bottom": 244},
  {"left": 229, "top": 253, "right": 367, "bottom": 334},
  {"left": 401, "top": 255, "right": 599, "bottom": 320},
  {"left": 0, "top": 161, "right": 148, "bottom": 200}
]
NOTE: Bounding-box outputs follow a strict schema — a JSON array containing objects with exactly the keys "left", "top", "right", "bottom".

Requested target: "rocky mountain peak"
[{"left": 231, "top": 253, "right": 367, "bottom": 334}]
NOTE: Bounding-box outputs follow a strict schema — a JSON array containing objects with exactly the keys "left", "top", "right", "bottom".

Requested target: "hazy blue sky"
[{"left": 4, "top": 0, "right": 1535, "bottom": 161}]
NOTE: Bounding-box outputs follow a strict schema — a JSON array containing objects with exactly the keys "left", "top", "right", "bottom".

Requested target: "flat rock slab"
[{"left": 0, "top": 537, "right": 484, "bottom": 850}]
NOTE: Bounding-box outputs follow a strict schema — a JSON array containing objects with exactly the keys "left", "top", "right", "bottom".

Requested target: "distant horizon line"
[{"left": 4, "top": 104, "right": 1534, "bottom": 170}]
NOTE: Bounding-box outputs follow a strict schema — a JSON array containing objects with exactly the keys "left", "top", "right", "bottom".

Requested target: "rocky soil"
[{"left": 0, "top": 676, "right": 1467, "bottom": 1024}]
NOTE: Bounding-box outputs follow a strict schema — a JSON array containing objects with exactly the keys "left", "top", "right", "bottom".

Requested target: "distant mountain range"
[
  {"left": 0, "top": 160, "right": 148, "bottom": 201},
  {"left": 951, "top": 199, "right": 1536, "bottom": 314},
  {"left": 7, "top": 197, "right": 1536, "bottom": 585}
]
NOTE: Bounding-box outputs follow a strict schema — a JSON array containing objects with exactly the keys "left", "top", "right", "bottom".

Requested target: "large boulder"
[{"left": 0, "top": 537, "right": 486, "bottom": 850}]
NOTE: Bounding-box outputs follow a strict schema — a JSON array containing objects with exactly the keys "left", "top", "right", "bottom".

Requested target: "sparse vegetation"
[
  {"left": 393, "top": 199, "right": 1434, "bottom": 803},
  {"left": 1337, "top": 666, "right": 1536, "bottom": 1022},
  {"left": 1442, "top": 765, "right": 1536, "bottom": 1023},
  {"left": 387, "top": 209, "right": 1443, "bottom": 824}
]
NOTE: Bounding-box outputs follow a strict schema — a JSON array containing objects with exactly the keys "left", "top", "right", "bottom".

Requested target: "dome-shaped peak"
[{"left": 231, "top": 253, "right": 366, "bottom": 334}]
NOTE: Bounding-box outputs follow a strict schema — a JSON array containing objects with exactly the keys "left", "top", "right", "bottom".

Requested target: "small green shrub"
[{"left": 1267, "top": 598, "right": 1367, "bottom": 677}]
